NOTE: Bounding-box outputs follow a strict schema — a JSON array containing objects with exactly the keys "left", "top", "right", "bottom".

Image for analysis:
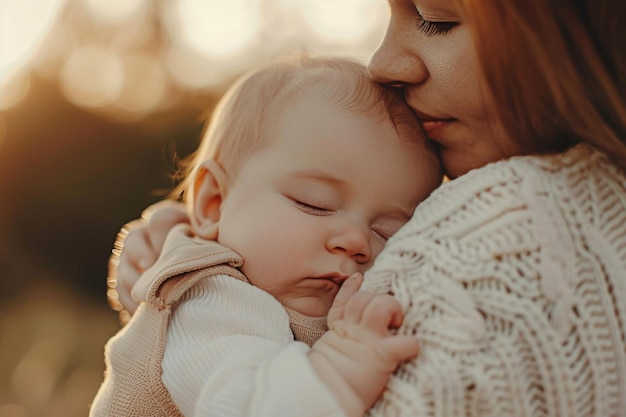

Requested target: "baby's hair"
[{"left": 173, "top": 55, "right": 433, "bottom": 202}]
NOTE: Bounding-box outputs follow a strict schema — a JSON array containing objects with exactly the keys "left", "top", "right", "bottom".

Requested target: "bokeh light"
[
  {"left": 113, "top": 53, "right": 169, "bottom": 118},
  {"left": 164, "top": 44, "right": 243, "bottom": 90},
  {"left": 299, "top": 0, "right": 380, "bottom": 44},
  {"left": 1, "top": 1, "right": 392, "bottom": 416},
  {"left": 167, "top": 0, "right": 260, "bottom": 59},
  {"left": 0, "top": 0, "right": 67, "bottom": 86},
  {"left": 1, "top": 0, "right": 388, "bottom": 115},
  {"left": 0, "top": 76, "right": 30, "bottom": 112},
  {"left": 60, "top": 45, "right": 125, "bottom": 108},
  {"left": 81, "top": 0, "right": 148, "bottom": 25},
  {"left": 30, "top": 22, "right": 79, "bottom": 80}
]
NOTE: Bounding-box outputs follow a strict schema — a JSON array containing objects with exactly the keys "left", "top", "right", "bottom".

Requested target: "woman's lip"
[
  {"left": 413, "top": 110, "right": 454, "bottom": 123},
  {"left": 420, "top": 118, "right": 455, "bottom": 139},
  {"left": 421, "top": 119, "right": 453, "bottom": 127},
  {"left": 420, "top": 119, "right": 454, "bottom": 130}
]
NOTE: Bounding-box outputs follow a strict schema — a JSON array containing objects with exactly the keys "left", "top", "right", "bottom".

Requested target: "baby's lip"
[{"left": 315, "top": 273, "right": 350, "bottom": 286}]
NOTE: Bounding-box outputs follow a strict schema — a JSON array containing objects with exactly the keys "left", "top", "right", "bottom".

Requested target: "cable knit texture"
[{"left": 364, "top": 144, "right": 626, "bottom": 417}]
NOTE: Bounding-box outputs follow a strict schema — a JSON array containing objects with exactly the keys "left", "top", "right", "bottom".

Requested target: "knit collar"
[
  {"left": 285, "top": 308, "right": 328, "bottom": 347},
  {"left": 135, "top": 224, "right": 329, "bottom": 346}
]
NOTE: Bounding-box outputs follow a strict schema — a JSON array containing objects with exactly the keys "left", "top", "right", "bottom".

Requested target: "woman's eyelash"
[
  {"left": 415, "top": 14, "right": 458, "bottom": 36},
  {"left": 295, "top": 201, "right": 333, "bottom": 216}
]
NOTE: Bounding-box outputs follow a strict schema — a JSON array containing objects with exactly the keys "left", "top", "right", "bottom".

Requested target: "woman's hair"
[
  {"left": 172, "top": 56, "right": 430, "bottom": 201},
  {"left": 457, "top": 0, "right": 626, "bottom": 170}
]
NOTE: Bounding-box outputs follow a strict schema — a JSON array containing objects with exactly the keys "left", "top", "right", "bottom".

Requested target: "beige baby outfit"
[{"left": 90, "top": 225, "right": 340, "bottom": 417}]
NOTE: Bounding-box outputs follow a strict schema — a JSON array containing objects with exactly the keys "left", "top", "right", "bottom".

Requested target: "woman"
[{"left": 107, "top": 0, "right": 626, "bottom": 416}]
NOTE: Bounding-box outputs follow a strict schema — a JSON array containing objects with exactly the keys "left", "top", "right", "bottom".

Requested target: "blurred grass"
[{"left": 0, "top": 279, "right": 119, "bottom": 417}]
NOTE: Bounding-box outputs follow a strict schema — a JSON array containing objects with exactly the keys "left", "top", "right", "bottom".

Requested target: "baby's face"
[{"left": 216, "top": 92, "right": 438, "bottom": 317}]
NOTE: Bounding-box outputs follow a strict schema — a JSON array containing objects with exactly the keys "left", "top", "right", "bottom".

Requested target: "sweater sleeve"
[
  {"left": 363, "top": 146, "right": 626, "bottom": 417},
  {"left": 161, "top": 275, "right": 346, "bottom": 417},
  {"left": 363, "top": 162, "right": 528, "bottom": 417}
]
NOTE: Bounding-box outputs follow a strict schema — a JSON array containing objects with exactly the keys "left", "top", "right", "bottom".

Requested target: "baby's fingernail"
[
  {"left": 138, "top": 259, "right": 150, "bottom": 270},
  {"left": 345, "top": 273, "right": 362, "bottom": 287}
]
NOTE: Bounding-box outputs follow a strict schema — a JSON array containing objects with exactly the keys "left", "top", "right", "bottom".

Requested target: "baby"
[{"left": 91, "top": 56, "right": 442, "bottom": 417}]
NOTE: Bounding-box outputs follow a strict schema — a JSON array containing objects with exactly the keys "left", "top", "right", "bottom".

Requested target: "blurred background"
[{"left": 0, "top": 0, "right": 388, "bottom": 415}]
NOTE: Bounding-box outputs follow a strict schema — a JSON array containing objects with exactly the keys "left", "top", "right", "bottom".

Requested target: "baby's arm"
[
  {"left": 160, "top": 273, "right": 418, "bottom": 417},
  {"left": 309, "top": 274, "right": 420, "bottom": 417},
  {"left": 107, "top": 200, "right": 189, "bottom": 319}
]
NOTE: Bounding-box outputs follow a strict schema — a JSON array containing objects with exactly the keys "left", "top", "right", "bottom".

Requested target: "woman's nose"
[
  {"left": 326, "top": 226, "right": 372, "bottom": 264},
  {"left": 368, "top": 21, "right": 428, "bottom": 86}
]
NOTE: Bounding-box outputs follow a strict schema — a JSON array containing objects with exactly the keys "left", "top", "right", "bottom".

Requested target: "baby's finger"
[
  {"left": 378, "top": 335, "right": 420, "bottom": 364},
  {"left": 122, "top": 227, "right": 158, "bottom": 271},
  {"left": 115, "top": 261, "right": 142, "bottom": 294},
  {"left": 327, "top": 273, "right": 363, "bottom": 326},
  {"left": 107, "top": 260, "right": 140, "bottom": 321},
  {"left": 114, "top": 283, "right": 139, "bottom": 316},
  {"left": 361, "top": 295, "right": 405, "bottom": 335},
  {"left": 342, "top": 291, "right": 377, "bottom": 324},
  {"left": 146, "top": 205, "right": 190, "bottom": 256}
]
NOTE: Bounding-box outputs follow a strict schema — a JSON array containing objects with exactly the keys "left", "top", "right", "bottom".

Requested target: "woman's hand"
[{"left": 107, "top": 200, "right": 190, "bottom": 323}]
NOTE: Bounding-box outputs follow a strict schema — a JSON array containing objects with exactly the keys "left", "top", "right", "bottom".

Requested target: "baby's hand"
[
  {"left": 309, "top": 274, "right": 420, "bottom": 417},
  {"left": 107, "top": 200, "right": 189, "bottom": 322}
]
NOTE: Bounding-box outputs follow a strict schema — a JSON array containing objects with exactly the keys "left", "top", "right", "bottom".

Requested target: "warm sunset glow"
[
  {"left": 164, "top": 45, "right": 254, "bottom": 90},
  {"left": 0, "top": 0, "right": 388, "bottom": 115},
  {"left": 0, "top": 76, "right": 30, "bottom": 111},
  {"left": 0, "top": 116, "right": 6, "bottom": 149},
  {"left": 0, "top": 3, "right": 394, "bottom": 416},
  {"left": 60, "top": 45, "right": 125, "bottom": 108},
  {"left": 167, "top": 0, "right": 260, "bottom": 59},
  {"left": 299, "top": 0, "right": 380, "bottom": 44},
  {"left": 81, "top": 0, "right": 148, "bottom": 24},
  {"left": 113, "top": 53, "right": 169, "bottom": 118},
  {"left": 0, "top": 0, "right": 66, "bottom": 86}
]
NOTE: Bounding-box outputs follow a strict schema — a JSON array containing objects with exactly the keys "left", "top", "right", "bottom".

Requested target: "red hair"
[{"left": 457, "top": 0, "right": 626, "bottom": 170}]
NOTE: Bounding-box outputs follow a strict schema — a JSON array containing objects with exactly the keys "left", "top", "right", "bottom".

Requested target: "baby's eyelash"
[
  {"left": 295, "top": 201, "right": 333, "bottom": 216},
  {"left": 372, "top": 229, "right": 390, "bottom": 242},
  {"left": 415, "top": 15, "right": 458, "bottom": 36}
]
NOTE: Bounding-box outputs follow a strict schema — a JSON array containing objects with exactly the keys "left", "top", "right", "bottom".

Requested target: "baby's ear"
[{"left": 190, "top": 160, "right": 228, "bottom": 241}]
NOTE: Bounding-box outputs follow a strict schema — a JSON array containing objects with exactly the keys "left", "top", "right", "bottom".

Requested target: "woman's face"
[{"left": 369, "top": 0, "right": 517, "bottom": 177}]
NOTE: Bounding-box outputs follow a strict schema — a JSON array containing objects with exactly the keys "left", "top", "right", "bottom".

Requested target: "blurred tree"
[{"left": 0, "top": 75, "right": 210, "bottom": 303}]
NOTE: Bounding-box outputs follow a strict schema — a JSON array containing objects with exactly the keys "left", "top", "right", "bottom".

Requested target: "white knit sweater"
[{"left": 364, "top": 144, "right": 626, "bottom": 417}]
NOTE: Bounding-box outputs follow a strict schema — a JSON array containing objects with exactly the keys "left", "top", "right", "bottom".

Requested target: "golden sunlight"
[
  {"left": 168, "top": 0, "right": 261, "bottom": 59},
  {"left": 0, "top": 0, "right": 388, "bottom": 116},
  {"left": 0, "top": 0, "right": 66, "bottom": 90},
  {"left": 0, "top": 2, "right": 392, "bottom": 416},
  {"left": 298, "top": 0, "right": 381, "bottom": 44},
  {"left": 60, "top": 45, "right": 125, "bottom": 108},
  {"left": 81, "top": 0, "right": 148, "bottom": 24}
]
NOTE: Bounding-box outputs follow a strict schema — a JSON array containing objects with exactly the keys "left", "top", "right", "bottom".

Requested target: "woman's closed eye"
[{"left": 415, "top": 12, "right": 458, "bottom": 36}]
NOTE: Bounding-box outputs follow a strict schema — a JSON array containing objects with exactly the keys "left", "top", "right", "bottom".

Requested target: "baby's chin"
[{"left": 282, "top": 296, "right": 332, "bottom": 318}]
